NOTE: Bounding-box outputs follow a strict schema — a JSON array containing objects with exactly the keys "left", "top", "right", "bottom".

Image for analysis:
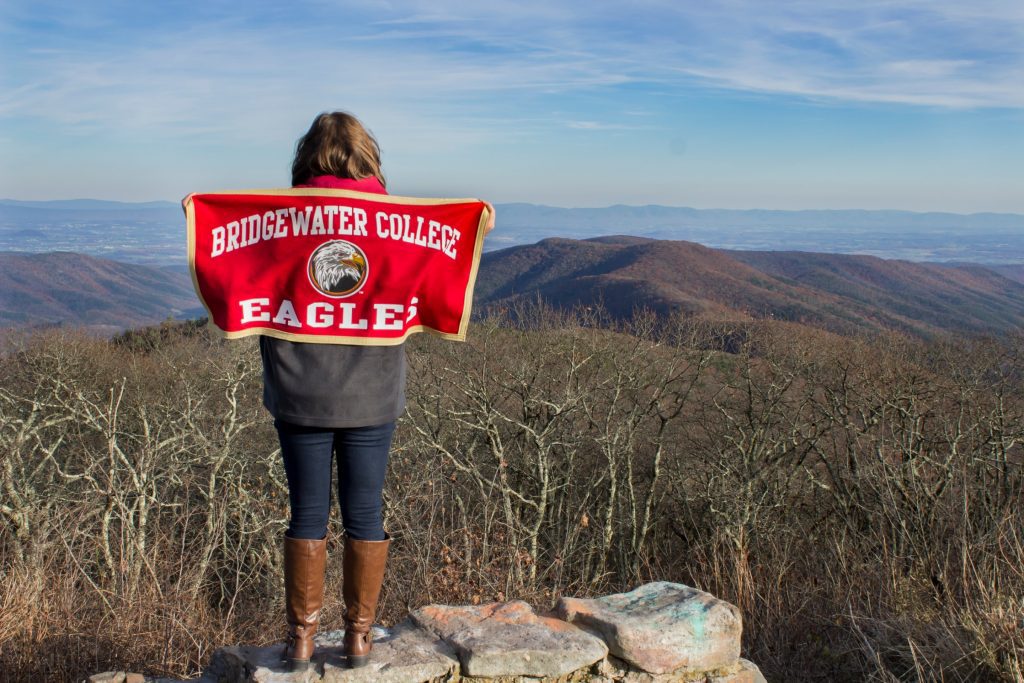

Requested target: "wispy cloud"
[
  {"left": 0, "top": 5, "right": 640, "bottom": 144},
  {"left": 1, "top": 0, "right": 1022, "bottom": 208},
  {"left": 647, "top": 1, "right": 1024, "bottom": 108},
  {"left": 3, "top": 0, "right": 1022, "bottom": 144}
]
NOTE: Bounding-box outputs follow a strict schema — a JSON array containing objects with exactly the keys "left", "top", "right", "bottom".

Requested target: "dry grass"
[{"left": 1, "top": 315, "right": 1022, "bottom": 682}]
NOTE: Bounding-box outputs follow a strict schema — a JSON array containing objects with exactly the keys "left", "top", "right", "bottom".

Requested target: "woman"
[{"left": 263, "top": 111, "right": 493, "bottom": 671}]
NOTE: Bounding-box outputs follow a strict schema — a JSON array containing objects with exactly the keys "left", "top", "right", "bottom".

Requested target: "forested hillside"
[
  {"left": 477, "top": 237, "right": 1024, "bottom": 339},
  {"left": 0, "top": 251, "right": 202, "bottom": 330},
  {"left": 7, "top": 238, "right": 1024, "bottom": 342}
]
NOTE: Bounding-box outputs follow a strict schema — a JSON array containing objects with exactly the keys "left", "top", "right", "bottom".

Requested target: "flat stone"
[
  {"left": 206, "top": 623, "right": 457, "bottom": 683},
  {"left": 411, "top": 600, "right": 608, "bottom": 679},
  {"left": 721, "top": 659, "right": 767, "bottom": 683},
  {"left": 554, "top": 582, "right": 741, "bottom": 675},
  {"left": 211, "top": 645, "right": 321, "bottom": 682},
  {"left": 593, "top": 656, "right": 766, "bottom": 683},
  {"left": 319, "top": 622, "right": 459, "bottom": 682},
  {"left": 125, "top": 675, "right": 146, "bottom": 683},
  {"left": 88, "top": 673, "right": 126, "bottom": 683}
]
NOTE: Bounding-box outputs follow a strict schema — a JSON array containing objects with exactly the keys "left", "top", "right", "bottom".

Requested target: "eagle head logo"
[{"left": 307, "top": 240, "right": 369, "bottom": 298}]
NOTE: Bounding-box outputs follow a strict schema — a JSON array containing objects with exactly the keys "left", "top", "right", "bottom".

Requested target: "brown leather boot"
[
  {"left": 283, "top": 534, "right": 327, "bottom": 672},
  {"left": 342, "top": 532, "right": 390, "bottom": 668}
]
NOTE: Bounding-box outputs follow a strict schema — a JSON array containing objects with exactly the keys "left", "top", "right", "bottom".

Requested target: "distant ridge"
[
  {"left": 4, "top": 240, "right": 1024, "bottom": 340},
  {"left": 979, "top": 263, "right": 1024, "bottom": 285},
  {"left": 6, "top": 198, "right": 1021, "bottom": 226},
  {"left": 0, "top": 252, "right": 202, "bottom": 331},
  {"left": 494, "top": 203, "right": 1024, "bottom": 230},
  {"left": 0, "top": 199, "right": 178, "bottom": 210},
  {"left": 486, "top": 204, "right": 1024, "bottom": 264},
  {"left": 477, "top": 236, "right": 1024, "bottom": 339}
]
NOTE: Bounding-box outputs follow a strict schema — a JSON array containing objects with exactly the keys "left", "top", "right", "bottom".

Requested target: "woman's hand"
[{"left": 482, "top": 201, "right": 496, "bottom": 235}]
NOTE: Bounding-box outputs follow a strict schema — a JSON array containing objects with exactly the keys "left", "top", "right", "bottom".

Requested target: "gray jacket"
[{"left": 259, "top": 336, "right": 406, "bottom": 427}]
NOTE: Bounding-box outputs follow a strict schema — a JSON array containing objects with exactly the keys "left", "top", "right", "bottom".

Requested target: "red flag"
[{"left": 184, "top": 188, "right": 489, "bottom": 344}]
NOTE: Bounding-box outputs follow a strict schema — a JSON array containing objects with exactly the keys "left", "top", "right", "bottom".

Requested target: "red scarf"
[{"left": 298, "top": 175, "right": 387, "bottom": 194}]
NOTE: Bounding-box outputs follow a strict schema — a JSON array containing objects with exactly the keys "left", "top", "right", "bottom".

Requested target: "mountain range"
[
  {"left": 4, "top": 237, "right": 1024, "bottom": 340},
  {"left": 478, "top": 236, "right": 1024, "bottom": 339},
  {"left": 0, "top": 252, "right": 203, "bottom": 333}
]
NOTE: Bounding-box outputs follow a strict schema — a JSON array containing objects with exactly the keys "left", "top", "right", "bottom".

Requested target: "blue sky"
[{"left": 2, "top": 0, "right": 1022, "bottom": 211}]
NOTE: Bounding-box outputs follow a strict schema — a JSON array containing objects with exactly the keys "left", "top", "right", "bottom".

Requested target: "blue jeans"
[{"left": 275, "top": 419, "right": 395, "bottom": 541}]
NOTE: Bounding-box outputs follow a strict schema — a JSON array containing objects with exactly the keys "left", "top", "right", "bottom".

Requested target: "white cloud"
[
  {"left": 647, "top": 1, "right": 1024, "bottom": 108},
  {"left": 1, "top": 0, "right": 1022, "bottom": 143}
]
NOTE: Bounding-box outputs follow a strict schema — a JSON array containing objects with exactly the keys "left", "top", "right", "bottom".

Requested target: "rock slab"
[
  {"left": 411, "top": 600, "right": 609, "bottom": 679},
  {"left": 318, "top": 623, "right": 458, "bottom": 683},
  {"left": 87, "top": 582, "right": 764, "bottom": 683},
  {"left": 594, "top": 657, "right": 766, "bottom": 683},
  {"left": 212, "top": 644, "right": 320, "bottom": 683},
  {"left": 207, "top": 624, "right": 457, "bottom": 683},
  {"left": 555, "top": 581, "right": 741, "bottom": 674},
  {"left": 88, "top": 673, "right": 147, "bottom": 683}
]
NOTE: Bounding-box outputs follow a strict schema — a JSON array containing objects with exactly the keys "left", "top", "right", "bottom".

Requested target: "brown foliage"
[{"left": 0, "top": 312, "right": 1022, "bottom": 681}]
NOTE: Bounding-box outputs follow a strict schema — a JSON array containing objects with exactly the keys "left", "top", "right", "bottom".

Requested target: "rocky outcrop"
[
  {"left": 554, "top": 582, "right": 742, "bottom": 674},
  {"left": 411, "top": 601, "right": 609, "bottom": 678},
  {"left": 87, "top": 582, "right": 766, "bottom": 683}
]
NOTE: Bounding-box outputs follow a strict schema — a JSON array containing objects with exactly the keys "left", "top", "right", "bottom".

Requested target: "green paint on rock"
[{"left": 553, "top": 581, "right": 742, "bottom": 675}]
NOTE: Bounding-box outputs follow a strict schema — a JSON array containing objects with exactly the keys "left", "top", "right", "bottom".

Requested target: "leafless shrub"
[{"left": 1, "top": 314, "right": 1021, "bottom": 682}]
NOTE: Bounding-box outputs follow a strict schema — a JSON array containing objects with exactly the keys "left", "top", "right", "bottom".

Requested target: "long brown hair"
[{"left": 291, "top": 112, "right": 385, "bottom": 187}]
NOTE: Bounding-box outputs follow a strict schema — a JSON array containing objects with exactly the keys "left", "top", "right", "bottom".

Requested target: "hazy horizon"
[
  {"left": 4, "top": 197, "right": 1024, "bottom": 217},
  {"left": 4, "top": 199, "right": 1023, "bottom": 266}
]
